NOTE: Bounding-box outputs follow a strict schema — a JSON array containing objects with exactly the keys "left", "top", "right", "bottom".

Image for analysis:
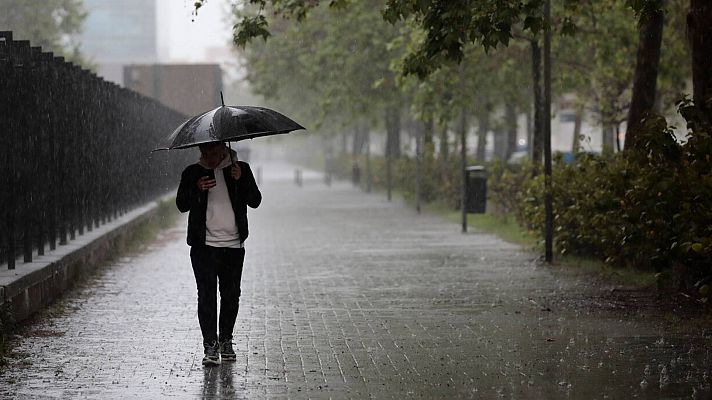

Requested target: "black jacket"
[{"left": 176, "top": 161, "right": 262, "bottom": 246}]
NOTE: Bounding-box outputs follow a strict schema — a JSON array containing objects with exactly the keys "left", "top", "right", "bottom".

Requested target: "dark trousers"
[{"left": 190, "top": 245, "right": 245, "bottom": 345}]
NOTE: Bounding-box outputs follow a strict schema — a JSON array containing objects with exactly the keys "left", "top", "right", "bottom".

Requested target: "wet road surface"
[{"left": 2, "top": 163, "right": 711, "bottom": 399}]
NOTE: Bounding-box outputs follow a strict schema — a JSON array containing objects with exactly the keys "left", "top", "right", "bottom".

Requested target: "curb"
[{"left": 0, "top": 195, "right": 172, "bottom": 323}]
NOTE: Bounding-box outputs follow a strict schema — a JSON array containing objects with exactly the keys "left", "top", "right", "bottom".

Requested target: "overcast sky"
[{"left": 157, "top": 0, "right": 234, "bottom": 63}]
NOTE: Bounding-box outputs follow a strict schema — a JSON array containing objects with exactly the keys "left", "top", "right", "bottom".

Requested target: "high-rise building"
[{"left": 80, "top": 0, "right": 158, "bottom": 84}]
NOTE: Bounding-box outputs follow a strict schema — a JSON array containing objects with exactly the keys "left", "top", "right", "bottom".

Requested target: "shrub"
[
  {"left": 487, "top": 101, "right": 712, "bottom": 298},
  {"left": 327, "top": 103, "right": 712, "bottom": 300}
]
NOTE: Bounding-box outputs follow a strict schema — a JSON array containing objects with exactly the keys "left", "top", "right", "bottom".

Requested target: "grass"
[
  {"left": 459, "top": 212, "right": 538, "bottom": 248},
  {"left": 551, "top": 254, "right": 659, "bottom": 288},
  {"left": 399, "top": 194, "right": 539, "bottom": 248},
  {"left": 387, "top": 187, "right": 658, "bottom": 289},
  {"left": 123, "top": 198, "right": 180, "bottom": 254}
]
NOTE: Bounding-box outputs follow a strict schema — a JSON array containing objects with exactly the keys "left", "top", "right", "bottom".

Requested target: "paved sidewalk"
[{"left": 2, "top": 163, "right": 711, "bottom": 399}]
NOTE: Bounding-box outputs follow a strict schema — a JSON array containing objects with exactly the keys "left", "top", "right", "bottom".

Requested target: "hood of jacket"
[{"left": 198, "top": 148, "right": 238, "bottom": 170}]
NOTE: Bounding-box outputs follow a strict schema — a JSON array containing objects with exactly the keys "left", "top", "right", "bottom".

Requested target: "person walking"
[{"left": 176, "top": 141, "right": 262, "bottom": 366}]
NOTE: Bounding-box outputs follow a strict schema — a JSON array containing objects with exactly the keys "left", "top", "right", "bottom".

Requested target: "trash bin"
[{"left": 465, "top": 166, "right": 487, "bottom": 214}]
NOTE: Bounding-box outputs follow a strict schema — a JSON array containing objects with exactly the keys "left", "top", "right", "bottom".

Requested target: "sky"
[{"left": 157, "top": 0, "right": 234, "bottom": 63}]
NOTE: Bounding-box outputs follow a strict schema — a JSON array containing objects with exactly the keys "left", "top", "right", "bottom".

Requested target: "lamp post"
[{"left": 543, "top": 0, "right": 553, "bottom": 262}]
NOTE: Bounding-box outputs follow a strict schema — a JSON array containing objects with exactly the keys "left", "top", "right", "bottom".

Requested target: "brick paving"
[{"left": 2, "top": 163, "right": 711, "bottom": 399}]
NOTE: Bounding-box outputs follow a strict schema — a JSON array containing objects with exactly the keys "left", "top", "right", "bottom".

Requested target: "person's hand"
[
  {"left": 231, "top": 164, "right": 242, "bottom": 180},
  {"left": 197, "top": 176, "right": 216, "bottom": 191}
]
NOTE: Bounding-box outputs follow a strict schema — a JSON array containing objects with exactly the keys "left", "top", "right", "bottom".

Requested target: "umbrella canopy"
[{"left": 154, "top": 105, "right": 305, "bottom": 151}]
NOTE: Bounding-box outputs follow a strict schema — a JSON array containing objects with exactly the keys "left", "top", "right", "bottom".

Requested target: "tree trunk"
[
  {"left": 493, "top": 126, "right": 506, "bottom": 160},
  {"left": 438, "top": 123, "right": 449, "bottom": 161},
  {"left": 505, "top": 103, "right": 518, "bottom": 161},
  {"left": 602, "top": 124, "right": 615, "bottom": 154},
  {"left": 688, "top": 0, "right": 712, "bottom": 126},
  {"left": 526, "top": 107, "right": 533, "bottom": 158},
  {"left": 385, "top": 107, "right": 401, "bottom": 201},
  {"left": 365, "top": 126, "right": 371, "bottom": 193},
  {"left": 385, "top": 106, "right": 401, "bottom": 158},
  {"left": 531, "top": 39, "right": 543, "bottom": 164},
  {"left": 571, "top": 105, "right": 583, "bottom": 153},
  {"left": 423, "top": 118, "right": 434, "bottom": 146},
  {"left": 415, "top": 120, "right": 422, "bottom": 214},
  {"left": 625, "top": 6, "right": 664, "bottom": 151},
  {"left": 352, "top": 123, "right": 366, "bottom": 157},
  {"left": 475, "top": 105, "right": 490, "bottom": 162}
]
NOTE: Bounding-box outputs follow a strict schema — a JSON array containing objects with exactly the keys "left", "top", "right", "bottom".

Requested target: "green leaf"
[
  {"left": 233, "top": 15, "right": 271, "bottom": 48},
  {"left": 560, "top": 17, "right": 577, "bottom": 36}
]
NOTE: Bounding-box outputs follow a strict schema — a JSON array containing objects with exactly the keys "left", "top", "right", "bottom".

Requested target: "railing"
[{"left": 0, "top": 31, "right": 191, "bottom": 269}]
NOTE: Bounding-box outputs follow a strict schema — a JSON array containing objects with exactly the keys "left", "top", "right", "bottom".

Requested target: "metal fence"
[{"left": 0, "top": 31, "right": 192, "bottom": 270}]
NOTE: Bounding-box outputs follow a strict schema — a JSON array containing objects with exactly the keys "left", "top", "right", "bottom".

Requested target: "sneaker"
[
  {"left": 219, "top": 340, "right": 236, "bottom": 361},
  {"left": 202, "top": 341, "right": 220, "bottom": 366}
]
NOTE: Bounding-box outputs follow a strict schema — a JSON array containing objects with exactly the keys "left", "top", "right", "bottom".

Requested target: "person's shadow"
[{"left": 201, "top": 362, "right": 238, "bottom": 399}]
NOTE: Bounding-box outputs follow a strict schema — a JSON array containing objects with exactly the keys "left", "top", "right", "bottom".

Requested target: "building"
[
  {"left": 80, "top": 0, "right": 158, "bottom": 84},
  {"left": 124, "top": 64, "right": 223, "bottom": 117}
]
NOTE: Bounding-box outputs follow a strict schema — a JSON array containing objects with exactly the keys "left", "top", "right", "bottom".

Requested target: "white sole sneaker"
[{"left": 202, "top": 356, "right": 220, "bottom": 366}]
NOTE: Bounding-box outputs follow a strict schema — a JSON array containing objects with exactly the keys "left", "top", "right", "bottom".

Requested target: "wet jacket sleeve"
[
  {"left": 176, "top": 167, "right": 199, "bottom": 213},
  {"left": 241, "top": 163, "right": 262, "bottom": 209}
]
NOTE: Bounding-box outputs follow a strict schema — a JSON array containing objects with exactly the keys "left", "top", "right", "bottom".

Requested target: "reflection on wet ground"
[{"left": 1, "top": 163, "right": 710, "bottom": 399}]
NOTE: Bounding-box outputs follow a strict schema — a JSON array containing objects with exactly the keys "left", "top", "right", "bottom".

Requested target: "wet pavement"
[{"left": 2, "top": 163, "right": 711, "bottom": 399}]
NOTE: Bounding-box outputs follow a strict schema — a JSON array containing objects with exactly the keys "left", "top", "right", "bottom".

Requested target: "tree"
[
  {"left": 382, "top": 0, "right": 551, "bottom": 77},
  {"left": 239, "top": 0, "right": 407, "bottom": 198},
  {"left": 553, "top": 0, "right": 688, "bottom": 153},
  {"left": 0, "top": 0, "right": 87, "bottom": 63},
  {"left": 625, "top": 0, "right": 665, "bottom": 150},
  {"left": 687, "top": 0, "right": 712, "bottom": 126},
  {"left": 555, "top": 1, "right": 640, "bottom": 152}
]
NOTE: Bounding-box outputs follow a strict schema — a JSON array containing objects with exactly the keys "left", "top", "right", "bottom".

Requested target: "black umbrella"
[{"left": 154, "top": 101, "right": 305, "bottom": 151}]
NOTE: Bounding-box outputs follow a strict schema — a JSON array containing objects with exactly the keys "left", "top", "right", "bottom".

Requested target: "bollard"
[
  {"left": 256, "top": 166, "right": 262, "bottom": 186},
  {"left": 324, "top": 157, "right": 332, "bottom": 187},
  {"left": 294, "top": 169, "right": 303, "bottom": 187}
]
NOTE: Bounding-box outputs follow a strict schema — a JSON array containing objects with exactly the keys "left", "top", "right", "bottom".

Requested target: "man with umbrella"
[
  {"left": 160, "top": 101, "right": 303, "bottom": 366},
  {"left": 176, "top": 141, "right": 261, "bottom": 366}
]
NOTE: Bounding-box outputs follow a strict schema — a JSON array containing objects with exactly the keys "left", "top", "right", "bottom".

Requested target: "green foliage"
[
  {"left": 199, "top": 0, "right": 352, "bottom": 48},
  {"left": 239, "top": 0, "right": 406, "bottom": 132},
  {"left": 627, "top": 0, "right": 665, "bottom": 16},
  {"left": 0, "top": 0, "right": 87, "bottom": 64},
  {"left": 488, "top": 160, "right": 539, "bottom": 228},
  {"left": 331, "top": 148, "right": 463, "bottom": 208},
  {"left": 488, "top": 103, "right": 712, "bottom": 297},
  {"left": 553, "top": 0, "right": 688, "bottom": 137},
  {"left": 233, "top": 15, "right": 271, "bottom": 47},
  {"left": 554, "top": 0, "right": 639, "bottom": 129},
  {"left": 384, "top": 0, "right": 547, "bottom": 77}
]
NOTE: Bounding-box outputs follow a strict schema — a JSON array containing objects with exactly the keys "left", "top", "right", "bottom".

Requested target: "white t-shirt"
[{"left": 204, "top": 156, "right": 242, "bottom": 248}]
